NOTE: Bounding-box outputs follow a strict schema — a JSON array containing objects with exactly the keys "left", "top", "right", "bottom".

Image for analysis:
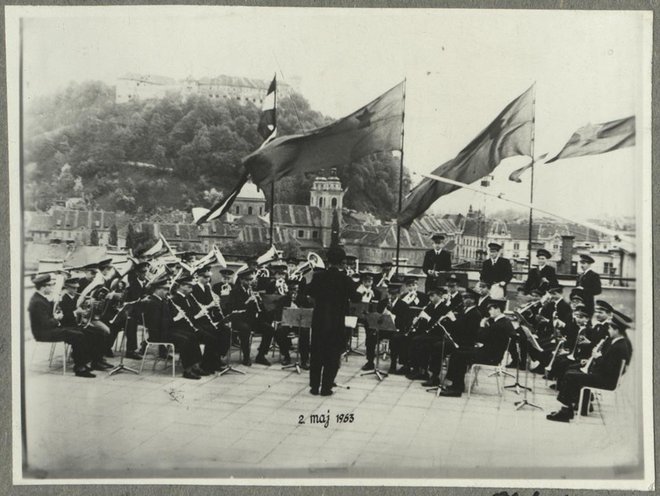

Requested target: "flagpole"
[
  {"left": 526, "top": 83, "right": 537, "bottom": 272},
  {"left": 269, "top": 74, "right": 277, "bottom": 246},
  {"left": 395, "top": 79, "right": 407, "bottom": 274},
  {"left": 420, "top": 172, "right": 634, "bottom": 249}
]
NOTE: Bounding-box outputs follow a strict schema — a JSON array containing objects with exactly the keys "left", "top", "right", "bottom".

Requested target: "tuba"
[{"left": 290, "top": 252, "right": 326, "bottom": 279}]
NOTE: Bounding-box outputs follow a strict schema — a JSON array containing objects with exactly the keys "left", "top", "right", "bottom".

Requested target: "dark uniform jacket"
[
  {"left": 376, "top": 296, "right": 409, "bottom": 332},
  {"left": 307, "top": 267, "right": 353, "bottom": 355},
  {"left": 446, "top": 291, "right": 464, "bottom": 315},
  {"left": 400, "top": 290, "right": 428, "bottom": 308},
  {"left": 59, "top": 292, "right": 79, "bottom": 328},
  {"left": 591, "top": 336, "right": 632, "bottom": 389},
  {"left": 453, "top": 306, "right": 482, "bottom": 348},
  {"left": 169, "top": 291, "right": 199, "bottom": 332},
  {"left": 422, "top": 249, "right": 452, "bottom": 291},
  {"left": 588, "top": 321, "right": 611, "bottom": 348},
  {"left": 477, "top": 295, "right": 492, "bottom": 316},
  {"left": 521, "top": 265, "right": 558, "bottom": 293},
  {"left": 228, "top": 284, "right": 261, "bottom": 323},
  {"left": 576, "top": 269, "right": 602, "bottom": 312},
  {"left": 476, "top": 315, "right": 515, "bottom": 363},
  {"left": 142, "top": 294, "right": 174, "bottom": 342},
  {"left": 480, "top": 257, "right": 513, "bottom": 288},
  {"left": 28, "top": 292, "right": 64, "bottom": 342}
]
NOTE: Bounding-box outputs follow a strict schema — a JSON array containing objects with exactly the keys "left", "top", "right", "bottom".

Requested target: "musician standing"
[
  {"left": 575, "top": 254, "right": 602, "bottom": 315},
  {"left": 520, "top": 249, "right": 558, "bottom": 294},
  {"left": 546, "top": 311, "right": 632, "bottom": 422},
  {"left": 422, "top": 233, "right": 452, "bottom": 293},
  {"left": 440, "top": 299, "right": 514, "bottom": 397},
  {"left": 28, "top": 274, "right": 97, "bottom": 377},
  {"left": 228, "top": 269, "right": 275, "bottom": 366},
  {"left": 480, "top": 243, "right": 513, "bottom": 298},
  {"left": 306, "top": 246, "right": 353, "bottom": 396}
]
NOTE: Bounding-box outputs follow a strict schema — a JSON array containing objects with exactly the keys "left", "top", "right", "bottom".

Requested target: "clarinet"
[
  {"left": 168, "top": 296, "right": 200, "bottom": 332},
  {"left": 189, "top": 293, "right": 221, "bottom": 328},
  {"left": 580, "top": 337, "right": 607, "bottom": 373},
  {"left": 544, "top": 337, "right": 567, "bottom": 376}
]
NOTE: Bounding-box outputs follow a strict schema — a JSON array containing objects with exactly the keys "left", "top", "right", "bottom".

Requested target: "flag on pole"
[
  {"left": 258, "top": 75, "right": 277, "bottom": 142},
  {"left": 546, "top": 115, "right": 635, "bottom": 163},
  {"left": 213, "top": 245, "right": 227, "bottom": 268},
  {"left": 398, "top": 85, "right": 535, "bottom": 228},
  {"left": 507, "top": 116, "right": 635, "bottom": 182},
  {"left": 194, "top": 172, "right": 250, "bottom": 225},
  {"left": 507, "top": 153, "right": 547, "bottom": 183},
  {"left": 141, "top": 237, "right": 164, "bottom": 257},
  {"left": 242, "top": 81, "right": 405, "bottom": 187}
]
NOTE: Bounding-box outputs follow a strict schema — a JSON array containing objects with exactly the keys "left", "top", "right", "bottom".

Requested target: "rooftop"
[{"left": 237, "top": 181, "right": 266, "bottom": 201}]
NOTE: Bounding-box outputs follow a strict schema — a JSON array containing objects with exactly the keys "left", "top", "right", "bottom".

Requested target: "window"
[
  {"left": 298, "top": 230, "right": 305, "bottom": 238},
  {"left": 331, "top": 198, "right": 338, "bottom": 207},
  {"left": 513, "top": 242, "right": 519, "bottom": 250},
  {"left": 312, "top": 231, "right": 319, "bottom": 239},
  {"left": 248, "top": 206, "right": 253, "bottom": 215},
  {"left": 604, "top": 262, "right": 612, "bottom": 274},
  {"left": 553, "top": 244, "right": 559, "bottom": 250},
  {"left": 318, "top": 197, "right": 324, "bottom": 207},
  {"left": 259, "top": 207, "right": 263, "bottom": 215},
  {"left": 235, "top": 206, "right": 240, "bottom": 215}
]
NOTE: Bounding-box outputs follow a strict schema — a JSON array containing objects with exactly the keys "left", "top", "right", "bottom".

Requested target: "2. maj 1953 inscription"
[{"left": 297, "top": 410, "right": 355, "bottom": 428}]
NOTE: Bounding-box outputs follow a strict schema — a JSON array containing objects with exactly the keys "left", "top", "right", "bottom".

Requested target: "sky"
[{"left": 18, "top": 6, "right": 650, "bottom": 221}]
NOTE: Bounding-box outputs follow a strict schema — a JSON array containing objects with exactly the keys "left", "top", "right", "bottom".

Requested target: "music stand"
[
  {"left": 361, "top": 313, "right": 396, "bottom": 381},
  {"left": 344, "top": 302, "right": 370, "bottom": 358},
  {"left": 280, "top": 307, "right": 313, "bottom": 375},
  {"left": 217, "top": 315, "right": 245, "bottom": 376},
  {"left": 108, "top": 304, "right": 139, "bottom": 376},
  {"left": 510, "top": 322, "right": 543, "bottom": 410}
]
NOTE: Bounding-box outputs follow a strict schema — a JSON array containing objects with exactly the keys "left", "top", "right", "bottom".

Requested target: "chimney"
[{"left": 558, "top": 235, "right": 575, "bottom": 274}]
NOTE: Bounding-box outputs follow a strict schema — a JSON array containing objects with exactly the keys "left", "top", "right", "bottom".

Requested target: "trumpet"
[
  {"left": 247, "top": 286, "right": 263, "bottom": 313},
  {"left": 255, "top": 267, "right": 270, "bottom": 278},
  {"left": 566, "top": 327, "right": 587, "bottom": 361},
  {"left": 289, "top": 252, "right": 325, "bottom": 279}
]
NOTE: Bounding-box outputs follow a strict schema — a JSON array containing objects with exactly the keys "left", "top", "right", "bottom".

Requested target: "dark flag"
[
  {"left": 398, "top": 85, "right": 535, "bottom": 228},
  {"left": 193, "top": 172, "right": 249, "bottom": 225},
  {"left": 508, "top": 115, "right": 635, "bottom": 182},
  {"left": 242, "top": 81, "right": 405, "bottom": 187},
  {"left": 258, "top": 75, "right": 277, "bottom": 141}
]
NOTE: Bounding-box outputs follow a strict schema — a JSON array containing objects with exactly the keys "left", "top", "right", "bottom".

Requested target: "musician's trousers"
[
  {"left": 275, "top": 326, "right": 309, "bottom": 362},
  {"left": 548, "top": 354, "right": 578, "bottom": 381},
  {"left": 233, "top": 319, "right": 274, "bottom": 357},
  {"left": 409, "top": 334, "right": 443, "bottom": 370},
  {"left": 194, "top": 320, "right": 231, "bottom": 357},
  {"left": 309, "top": 347, "right": 340, "bottom": 392},
  {"left": 83, "top": 322, "right": 110, "bottom": 362},
  {"left": 445, "top": 349, "right": 500, "bottom": 391},
  {"left": 168, "top": 329, "right": 203, "bottom": 369},
  {"left": 37, "top": 327, "right": 93, "bottom": 369},
  {"left": 192, "top": 324, "right": 226, "bottom": 371},
  {"left": 557, "top": 369, "right": 609, "bottom": 408},
  {"left": 389, "top": 333, "right": 410, "bottom": 367},
  {"left": 428, "top": 340, "right": 458, "bottom": 375}
]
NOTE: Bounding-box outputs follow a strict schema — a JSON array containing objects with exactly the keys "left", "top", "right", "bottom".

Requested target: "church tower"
[{"left": 310, "top": 171, "right": 345, "bottom": 247}]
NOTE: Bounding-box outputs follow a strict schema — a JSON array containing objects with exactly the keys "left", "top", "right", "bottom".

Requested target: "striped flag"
[{"left": 258, "top": 75, "right": 277, "bottom": 142}]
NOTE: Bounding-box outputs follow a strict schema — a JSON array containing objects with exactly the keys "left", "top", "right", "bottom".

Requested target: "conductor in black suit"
[
  {"left": 422, "top": 233, "right": 452, "bottom": 293},
  {"left": 306, "top": 246, "right": 353, "bottom": 396},
  {"left": 575, "top": 254, "right": 602, "bottom": 316},
  {"left": 520, "top": 248, "right": 558, "bottom": 294},
  {"left": 480, "top": 242, "right": 513, "bottom": 297}
]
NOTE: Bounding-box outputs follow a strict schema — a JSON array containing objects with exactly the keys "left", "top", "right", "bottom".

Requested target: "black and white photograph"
[{"left": 5, "top": 5, "right": 654, "bottom": 489}]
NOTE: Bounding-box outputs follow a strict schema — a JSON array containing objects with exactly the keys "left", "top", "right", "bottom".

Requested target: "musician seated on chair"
[
  {"left": 440, "top": 299, "right": 513, "bottom": 397},
  {"left": 352, "top": 272, "right": 379, "bottom": 304},
  {"left": 475, "top": 281, "right": 492, "bottom": 316},
  {"left": 227, "top": 268, "right": 275, "bottom": 367},
  {"left": 266, "top": 266, "right": 289, "bottom": 296},
  {"left": 28, "top": 274, "right": 98, "bottom": 378},
  {"left": 359, "top": 282, "right": 404, "bottom": 373},
  {"left": 401, "top": 276, "right": 429, "bottom": 308},
  {"left": 546, "top": 311, "right": 633, "bottom": 423},
  {"left": 424, "top": 288, "right": 482, "bottom": 387},
  {"left": 192, "top": 267, "right": 223, "bottom": 324},
  {"left": 274, "top": 281, "right": 312, "bottom": 368},
  {"left": 75, "top": 285, "right": 116, "bottom": 371},
  {"left": 285, "top": 256, "right": 308, "bottom": 291},
  {"left": 212, "top": 268, "right": 234, "bottom": 297},
  {"left": 173, "top": 276, "right": 227, "bottom": 374},
  {"left": 142, "top": 277, "right": 207, "bottom": 380},
  {"left": 546, "top": 304, "right": 592, "bottom": 385},
  {"left": 405, "top": 287, "right": 453, "bottom": 381}
]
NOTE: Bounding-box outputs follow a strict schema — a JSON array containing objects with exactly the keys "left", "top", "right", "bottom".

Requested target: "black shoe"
[
  {"left": 74, "top": 368, "right": 96, "bottom": 378},
  {"left": 281, "top": 356, "right": 292, "bottom": 366},
  {"left": 320, "top": 389, "right": 333, "bottom": 397},
  {"left": 309, "top": 388, "right": 319, "bottom": 395},
  {"left": 361, "top": 361, "right": 375, "bottom": 371},
  {"left": 422, "top": 377, "right": 441, "bottom": 387},
  {"left": 531, "top": 365, "right": 546, "bottom": 374},
  {"left": 90, "top": 361, "right": 111, "bottom": 371},
  {"left": 104, "top": 350, "right": 115, "bottom": 358},
  {"left": 440, "top": 388, "right": 463, "bottom": 397},
  {"left": 410, "top": 372, "right": 429, "bottom": 381},
  {"left": 394, "top": 366, "right": 409, "bottom": 375},
  {"left": 217, "top": 359, "right": 227, "bottom": 369},
  {"left": 98, "top": 359, "right": 114, "bottom": 368},
  {"left": 300, "top": 361, "right": 310, "bottom": 370},
  {"left": 546, "top": 408, "right": 573, "bottom": 422},
  {"left": 549, "top": 383, "right": 557, "bottom": 390},
  {"left": 506, "top": 361, "right": 519, "bottom": 369},
  {"left": 125, "top": 351, "right": 144, "bottom": 360},
  {"left": 242, "top": 357, "right": 252, "bottom": 367},
  {"left": 255, "top": 354, "right": 271, "bottom": 366},
  {"left": 193, "top": 366, "right": 212, "bottom": 376},
  {"left": 183, "top": 370, "right": 201, "bottom": 380}
]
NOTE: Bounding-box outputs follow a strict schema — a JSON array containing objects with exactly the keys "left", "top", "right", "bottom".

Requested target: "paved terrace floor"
[{"left": 22, "top": 329, "right": 644, "bottom": 482}]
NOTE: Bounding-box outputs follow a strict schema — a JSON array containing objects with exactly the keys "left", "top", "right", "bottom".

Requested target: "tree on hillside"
[
  {"left": 109, "top": 224, "right": 118, "bottom": 246},
  {"left": 90, "top": 229, "right": 99, "bottom": 246}
]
